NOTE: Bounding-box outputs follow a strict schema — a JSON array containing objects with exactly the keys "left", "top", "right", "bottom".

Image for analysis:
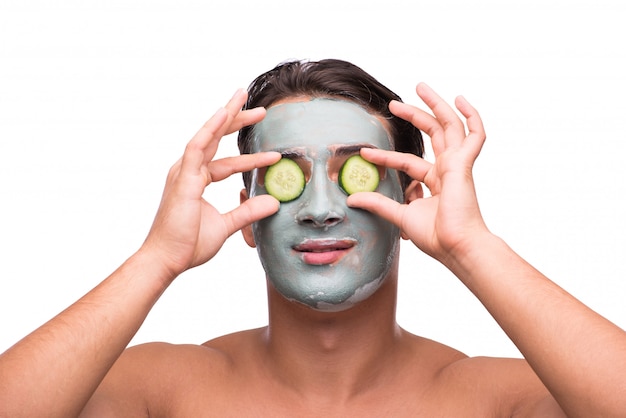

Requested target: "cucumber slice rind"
[
  {"left": 264, "top": 158, "right": 305, "bottom": 202},
  {"left": 339, "top": 155, "right": 379, "bottom": 195}
]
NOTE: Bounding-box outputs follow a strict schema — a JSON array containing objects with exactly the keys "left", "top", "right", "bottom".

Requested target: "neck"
[{"left": 261, "top": 258, "right": 405, "bottom": 403}]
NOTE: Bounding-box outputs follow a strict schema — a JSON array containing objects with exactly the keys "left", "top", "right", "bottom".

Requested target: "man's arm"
[
  {"left": 348, "top": 83, "right": 626, "bottom": 417},
  {"left": 0, "top": 89, "right": 280, "bottom": 418},
  {"left": 452, "top": 231, "right": 625, "bottom": 416},
  {"left": 0, "top": 252, "right": 169, "bottom": 418}
]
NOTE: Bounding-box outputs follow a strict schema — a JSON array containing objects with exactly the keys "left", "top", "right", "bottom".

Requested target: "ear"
[
  {"left": 403, "top": 180, "right": 423, "bottom": 204},
  {"left": 401, "top": 180, "right": 423, "bottom": 240},
  {"left": 240, "top": 189, "right": 257, "bottom": 248}
]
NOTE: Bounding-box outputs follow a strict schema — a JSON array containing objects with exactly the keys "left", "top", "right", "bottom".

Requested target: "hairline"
[{"left": 250, "top": 94, "right": 397, "bottom": 153}]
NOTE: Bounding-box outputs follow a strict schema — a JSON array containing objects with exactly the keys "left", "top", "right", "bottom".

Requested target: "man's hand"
[
  {"left": 140, "top": 89, "right": 281, "bottom": 281},
  {"left": 347, "top": 83, "right": 489, "bottom": 263}
]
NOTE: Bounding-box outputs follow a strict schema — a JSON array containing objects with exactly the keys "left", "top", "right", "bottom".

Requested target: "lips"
[{"left": 292, "top": 239, "right": 356, "bottom": 265}]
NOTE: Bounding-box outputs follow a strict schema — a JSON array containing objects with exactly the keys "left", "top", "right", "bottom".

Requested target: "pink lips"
[{"left": 293, "top": 239, "right": 356, "bottom": 265}]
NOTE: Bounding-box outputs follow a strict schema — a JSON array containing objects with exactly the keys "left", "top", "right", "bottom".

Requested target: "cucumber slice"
[
  {"left": 264, "top": 158, "right": 305, "bottom": 202},
  {"left": 339, "top": 155, "right": 379, "bottom": 195}
]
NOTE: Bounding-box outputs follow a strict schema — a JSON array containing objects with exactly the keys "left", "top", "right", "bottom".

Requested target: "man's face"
[{"left": 248, "top": 99, "right": 404, "bottom": 312}]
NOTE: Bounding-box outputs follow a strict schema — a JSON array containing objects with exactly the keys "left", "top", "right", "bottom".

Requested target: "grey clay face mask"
[{"left": 249, "top": 99, "right": 403, "bottom": 312}]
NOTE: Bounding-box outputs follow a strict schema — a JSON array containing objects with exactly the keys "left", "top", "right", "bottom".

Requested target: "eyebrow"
[
  {"left": 279, "top": 150, "right": 307, "bottom": 159},
  {"left": 333, "top": 144, "right": 377, "bottom": 157},
  {"left": 275, "top": 144, "right": 377, "bottom": 159}
]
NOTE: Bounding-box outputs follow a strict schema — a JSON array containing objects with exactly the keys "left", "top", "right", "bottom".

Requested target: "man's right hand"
[
  {"left": 140, "top": 89, "right": 281, "bottom": 281},
  {"left": 0, "top": 89, "right": 281, "bottom": 418}
]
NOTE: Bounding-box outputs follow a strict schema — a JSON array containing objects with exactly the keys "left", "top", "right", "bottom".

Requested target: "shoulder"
[
  {"left": 81, "top": 340, "right": 237, "bottom": 417},
  {"left": 400, "top": 333, "right": 564, "bottom": 416},
  {"left": 117, "top": 341, "right": 234, "bottom": 382},
  {"left": 436, "top": 356, "right": 565, "bottom": 417}
]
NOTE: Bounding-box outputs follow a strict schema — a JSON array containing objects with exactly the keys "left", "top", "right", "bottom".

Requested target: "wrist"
[
  {"left": 439, "top": 229, "right": 505, "bottom": 280},
  {"left": 129, "top": 246, "right": 180, "bottom": 290}
]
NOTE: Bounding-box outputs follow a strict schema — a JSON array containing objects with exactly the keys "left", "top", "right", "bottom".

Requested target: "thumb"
[
  {"left": 346, "top": 192, "right": 405, "bottom": 229},
  {"left": 222, "top": 194, "right": 280, "bottom": 237}
]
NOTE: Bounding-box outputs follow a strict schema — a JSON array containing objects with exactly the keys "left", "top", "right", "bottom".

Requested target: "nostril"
[
  {"left": 298, "top": 214, "right": 343, "bottom": 228},
  {"left": 324, "top": 217, "right": 341, "bottom": 226}
]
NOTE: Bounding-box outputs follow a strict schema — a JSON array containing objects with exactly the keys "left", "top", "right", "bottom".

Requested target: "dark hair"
[{"left": 237, "top": 59, "right": 424, "bottom": 193}]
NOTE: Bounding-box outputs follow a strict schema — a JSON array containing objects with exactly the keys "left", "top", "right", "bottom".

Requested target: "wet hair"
[{"left": 237, "top": 59, "right": 424, "bottom": 193}]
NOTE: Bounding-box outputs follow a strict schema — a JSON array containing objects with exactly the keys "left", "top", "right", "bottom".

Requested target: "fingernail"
[{"left": 231, "top": 88, "right": 244, "bottom": 100}]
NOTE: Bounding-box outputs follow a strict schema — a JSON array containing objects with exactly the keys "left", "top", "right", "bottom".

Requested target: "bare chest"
[{"left": 161, "top": 378, "right": 499, "bottom": 418}]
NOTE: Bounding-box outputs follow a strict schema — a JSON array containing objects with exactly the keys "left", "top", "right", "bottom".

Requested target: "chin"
[{"left": 276, "top": 273, "right": 386, "bottom": 313}]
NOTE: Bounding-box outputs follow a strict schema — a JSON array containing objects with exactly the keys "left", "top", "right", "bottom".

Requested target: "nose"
[{"left": 296, "top": 166, "right": 346, "bottom": 228}]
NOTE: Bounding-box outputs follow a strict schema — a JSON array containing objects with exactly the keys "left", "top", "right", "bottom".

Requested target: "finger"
[
  {"left": 224, "top": 107, "right": 266, "bottom": 135},
  {"left": 360, "top": 147, "right": 432, "bottom": 182},
  {"left": 346, "top": 191, "right": 406, "bottom": 228},
  {"left": 180, "top": 107, "right": 229, "bottom": 176},
  {"left": 178, "top": 89, "right": 255, "bottom": 179},
  {"left": 219, "top": 88, "right": 250, "bottom": 135},
  {"left": 416, "top": 83, "right": 466, "bottom": 148},
  {"left": 186, "top": 89, "right": 250, "bottom": 159},
  {"left": 389, "top": 100, "right": 445, "bottom": 156},
  {"left": 224, "top": 88, "right": 248, "bottom": 114},
  {"left": 208, "top": 152, "right": 281, "bottom": 183},
  {"left": 221, "top": 194, "right": 280, "bottom": 237},
  {"left": 199, "top": 89, "right": 257, "bottom": 160},
  {"left": 455, "top": 95, "right": 486, "bottom": 160},
  {"left": 165, "top": 156, "right": 183, "bottom": 184}
]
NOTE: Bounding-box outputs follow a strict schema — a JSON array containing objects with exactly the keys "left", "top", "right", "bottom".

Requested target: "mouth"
[{"left": 292, "top": 238, "right": 356, "bottom": 265}]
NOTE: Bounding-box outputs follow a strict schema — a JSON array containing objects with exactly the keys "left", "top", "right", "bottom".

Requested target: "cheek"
[
  {"left": 378, "top": 170, "right": 404, "bottom": 203},
  {"left": 253, "top": 218, "right": 284, "bottom": 272},
  {"left": 352, "top": 208, "right": 400, "bottom": 243},
  {"left": 252, "top": 202, "right": 299, "bottom": 247}
]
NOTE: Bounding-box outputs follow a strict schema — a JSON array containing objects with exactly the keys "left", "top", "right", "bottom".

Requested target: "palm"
[
  {"left": 141, "top": 90, "right": 281, "bottom": 279},
  {"left": 348, "top": 83, "right": 488, "bottom": 262},
  {"left": 406, "top": 146, "right": 483, "bottom": 258}
]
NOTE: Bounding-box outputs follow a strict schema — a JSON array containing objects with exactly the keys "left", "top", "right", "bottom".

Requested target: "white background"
[{"left": 1, "top": 0, "right": 625, "bottom": 358}]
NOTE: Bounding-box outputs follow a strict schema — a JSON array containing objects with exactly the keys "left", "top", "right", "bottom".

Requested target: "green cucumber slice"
[
  {"left": 264, "top": 158, "right": 305, "bottom": 202},
  {"left": 339, "top": 155, "right": 379, "bottom": 195}
]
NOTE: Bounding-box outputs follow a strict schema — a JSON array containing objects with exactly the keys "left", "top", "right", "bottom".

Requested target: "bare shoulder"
[
  {"left": 81, "top": 332, "right": 252, "bottom": 417},
  {"left": 397, "top": 332, "right": 564, "bottom": 417},
  {"left": 80, "top": 328, "right": 566, "bottom": 417},
  {"left": 435, "top": 354, "right": 565, "bottom": 417}
]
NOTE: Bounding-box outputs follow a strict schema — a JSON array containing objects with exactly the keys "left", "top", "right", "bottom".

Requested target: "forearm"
[
  {"left": 0, "top": 250, "right": 172, "bottom": 418},
  {"left": 444, "top": 233, "right": 626, "bottom": 417}
]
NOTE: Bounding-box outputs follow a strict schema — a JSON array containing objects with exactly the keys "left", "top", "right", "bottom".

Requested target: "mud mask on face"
[{"left": 249, "top": 99, "right": 403, "bottom": 312}]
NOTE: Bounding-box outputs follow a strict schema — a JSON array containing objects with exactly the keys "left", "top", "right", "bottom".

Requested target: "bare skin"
[
  {"left": 83, "top": 275, "right": 562, "bottom": 418},
  {"left": 1, "top": 86, "right": 625, "bottom": 417}
]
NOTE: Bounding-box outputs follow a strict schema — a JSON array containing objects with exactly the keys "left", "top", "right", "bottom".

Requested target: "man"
[{"left": 1, "top": 59, "right": 625, "bottom": 417}]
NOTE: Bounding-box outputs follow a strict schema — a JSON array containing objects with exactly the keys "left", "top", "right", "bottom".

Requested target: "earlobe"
[
  {"left": 240, "top": 189, "right": 257, "bottom": 248},
  {"left": 404, "top": 180, "right": 423, "bottom": 204},
  {"left": 401, "top": 181, "right": 423, "bottom": 240}
]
